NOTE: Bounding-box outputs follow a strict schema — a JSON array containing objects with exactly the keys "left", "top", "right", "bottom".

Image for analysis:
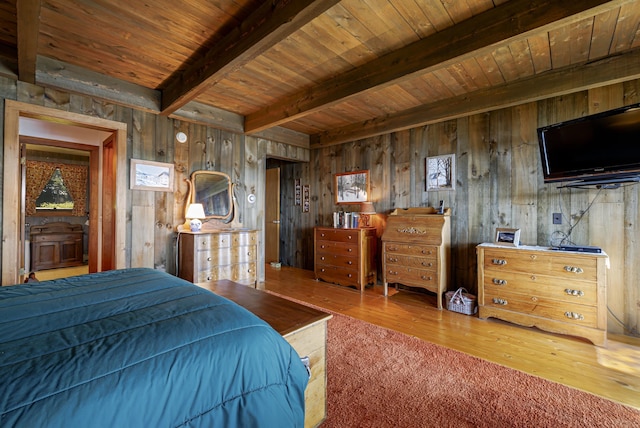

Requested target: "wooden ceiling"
[{"left": 0, "top": 0, "right": 639, "bottom": 148}]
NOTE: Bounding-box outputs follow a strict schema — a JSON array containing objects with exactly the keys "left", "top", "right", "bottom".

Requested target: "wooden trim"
[{"left": 2, "top": 100, "right": 127, "bottom": 285}]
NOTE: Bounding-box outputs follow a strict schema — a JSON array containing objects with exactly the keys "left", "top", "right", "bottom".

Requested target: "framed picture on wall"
[
  {"left": 295, "top": 179, "right": 301, "bottom": 206},
  {"left": 130, "top": 159, "right": 175, "bottom": 192},
  {"left": 426, "top": 154, "right": 455, "bottom": 191},
  {"left": 494, "top": 228, "right": 521, "bottom": 247},
  {"left": 334, "top": 170, "right": 370, "bottom": 204}
]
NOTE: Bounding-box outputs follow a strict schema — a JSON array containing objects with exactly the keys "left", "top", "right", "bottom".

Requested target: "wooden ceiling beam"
[
  {"left": 246, "top": 0, "right": 634, "bottom": 134},
  {"left": 310, "top": 48, "right": 640, "bottom": 148},
  {"left": 16, "top": 0, "right": 41, "bottom": 84},
  {"left": 160, "top": 0, "right": 340, "bottom": 116}
]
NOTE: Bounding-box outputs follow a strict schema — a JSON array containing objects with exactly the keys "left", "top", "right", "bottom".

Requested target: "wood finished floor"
[{"left": 262, "top": 265, "right": 640, "bottom": 410}]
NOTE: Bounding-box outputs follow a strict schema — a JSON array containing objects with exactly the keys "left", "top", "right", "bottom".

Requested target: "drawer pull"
[
  {"left": 321, "top": 256, "right": 325, "bottom": 261},
  {"left": 387, "top": 270, "right": 398, "bottom": 276},
  {"left": 348, "top": 248, "right": 353, "bottom": 252},
  {"left": 320, "top": 233, "right": 326, "bottom": 237},
  {"left": 347, "top": 274, "right": 353, "bottom": 278},
  {"left": 321, "top": 245, "right": 326, "bottom": 249},
  {"left": 347, "top": 261, "right": 353, "bottom": 265},
  {"left": 564, "top": 266, "right": 584, "bottom": 274},
  {"left": 491, "top": 259, "right": 507, "bottom": 265},
  {"left": 348, "top": 235, "right": 353, "bottom": 239},
  {"left": 206, "top": 276, "right": 212, "bottom": 281},
  {"left": 421, "top": 249, "right": 431, "bottom": 255},
  {"left": 388, "top": 246, "right": 398, "bottom": 252},
  {"left": 492, "top": 298, "right": 508, "bottom": 305},
  {"left": 388, "top": 257, "right": 398, "bottom": 262},
  {"left": 422, "top": 261, "right": 433, "bottom": 267},
  {"left": 564, "top": 288, "right": 584, "bottom": 297},
  {"left": 420, "top": 275, "right": 433, "bottom": 281},
  {"left": 492, "top": 278, "right": 506, "bottom": 286},
  {"left": 564, "top": 311, "right": 584, "bottom": 321},
  {"left": 207, "top": 257, "right": 212, "bottom": 261}
]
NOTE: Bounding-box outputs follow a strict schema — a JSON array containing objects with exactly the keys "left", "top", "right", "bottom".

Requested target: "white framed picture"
[
  {"left": 494, "top": 228, "right": 521, "bottom": 247},
  {"left": 130, "top": 159, "right": 175, "bottom": 192},
  {"left": 426, "top": 154, "right": 455, "bottom": 191}
]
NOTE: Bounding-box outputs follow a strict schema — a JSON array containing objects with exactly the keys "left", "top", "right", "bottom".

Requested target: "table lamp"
[
  {"left": 359, "top": 201, "right": 375, "bottom": 227},
  {"left": 186, "top": 203, "right": 206, "bottom": 232}
]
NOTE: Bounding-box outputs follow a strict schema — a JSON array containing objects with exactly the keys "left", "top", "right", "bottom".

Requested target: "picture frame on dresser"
[
  {"left": 494, "top": 228, "right": 520, "bottom": 247},
  {"left": 334, "top": 170, "right": 369, "bottom": 204}
]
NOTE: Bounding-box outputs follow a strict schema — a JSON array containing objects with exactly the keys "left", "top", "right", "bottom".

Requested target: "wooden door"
[{"left": 265, "top": 168, "right": 280, "bottom": 264}]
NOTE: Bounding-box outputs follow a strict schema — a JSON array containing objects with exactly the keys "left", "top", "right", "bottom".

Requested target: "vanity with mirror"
[{"left": 177, "top": 170, "right": 258, "bottom": 287}]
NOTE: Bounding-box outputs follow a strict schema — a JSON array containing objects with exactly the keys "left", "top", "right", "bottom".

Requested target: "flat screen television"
[{"left": 537, "top": 103, "right": 640, "bottom": 187}]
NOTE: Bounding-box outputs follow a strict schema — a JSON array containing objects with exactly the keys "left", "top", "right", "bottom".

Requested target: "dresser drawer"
[
  {"left": 483, "top": 290, "right": 598, "bottom": 328},
  {"left": 315, "top": 228, "right": 361, "bottom": 243},
  {"left": 197, "top": 262, "right": 257, "bottom": 283},
  {"left": 482, "top": 270, "right": 597, "bottom": 306},
  {"left": 195, "top": 233, "right": 233, "bottom": 250},
  {"left": 32, "top": 233, "right": 81, "bottom": 243},
  {"left": 483, "top": 249, "right": 598, "bottom": 281},
  {"left": 315, "top": 265, "right": 360, "bottom": 287},
  {"left": 384, "top": 265, "right": 439, "bottom": 288},
  {"left": 316, "top": 253, "right": 359, "bottom": 270},
  {"left": 384, "top": 243, "right": 437, "bottom": 258},
  {"left": 197, "top": 246, "right": 257, "bottom": 267},
  {"left": 316, "top": 240, "right": 359, "bottom": 257},
  {"left": 384, "top": 253, "right": 437, "bottom": 270}
]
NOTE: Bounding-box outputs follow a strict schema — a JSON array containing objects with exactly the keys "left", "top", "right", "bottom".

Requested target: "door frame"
[{"left": 2, "top": 100, "right": 127, "bottom": 285}]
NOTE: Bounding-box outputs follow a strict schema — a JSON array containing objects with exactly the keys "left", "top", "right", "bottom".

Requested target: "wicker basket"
[{"left": 445, "top": 287, "right": 477, "bottom": 315}]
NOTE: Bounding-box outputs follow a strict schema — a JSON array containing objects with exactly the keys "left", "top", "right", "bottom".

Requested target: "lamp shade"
[
  {"left": 185, "top": 203, "right": 206, "bottom": 219},
  {"left": 360, "top": 201, "right": 375, "bottom": 214}
]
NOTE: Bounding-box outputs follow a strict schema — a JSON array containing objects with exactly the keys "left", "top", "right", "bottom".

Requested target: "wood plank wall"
[
  {"left": 0, "top": 74, "right": 638, "bottom": 336},
  {"left": 281, "top": 79, "right": 640, "bottom": 336}
]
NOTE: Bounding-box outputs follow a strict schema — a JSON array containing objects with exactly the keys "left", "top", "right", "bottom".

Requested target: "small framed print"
[
  {"left": 130, "top": 159, "right": 175, "bottom": 192},
  {"left": 494, "top": 228, "right": 521, "bottom": 247},
  {"left": 302, "top": 185, "right": 310, "bottom": 213},
  {"left": 294, "top": 179, "right": 301, "bottom": 206},
  {"left": 426, "top": 154, "right": 455, "bottom": 191}
]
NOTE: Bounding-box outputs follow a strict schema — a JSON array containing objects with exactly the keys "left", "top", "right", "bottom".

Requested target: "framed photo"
[
  {"left": 130, "top": 159, "right": 175, "bottom": 192},
  {"left": 426, "top": 154, "right": 455, "bottom": 191},
  {"left": 494, "top": 228, "right": 521, "bottom": 247},
  {"left": 295, "top": 179, "right": 301, "bottom": 206},
  {"left": 334, "top": 170, "right": 370, "bottom": 204},
  {"left": 303, "top": 184, "right": 310, "bottom": 213}
]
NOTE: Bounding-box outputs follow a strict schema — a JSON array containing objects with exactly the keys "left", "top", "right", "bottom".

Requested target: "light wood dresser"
[
  {"left": 477, "top": 243, "right": 608, "bottom": 346},
  {"left": 381, "top": 208, "right": 451, "bottom": 309},
  {"left": 178, "top": 229, "right": 258, "bottom": 286},
  {"left": 314, "top": 227, "right": 377, "bottom": 292}
]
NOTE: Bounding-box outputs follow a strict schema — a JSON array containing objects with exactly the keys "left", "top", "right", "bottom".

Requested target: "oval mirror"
[{"left": 187, "top": 170, "right": 233, "bottom": 220}]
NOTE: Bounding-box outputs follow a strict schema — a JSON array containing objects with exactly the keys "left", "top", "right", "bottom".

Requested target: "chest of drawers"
[
  {"left": 477, "top": 244, "right": 608, "bottom": 346},
  {"left": 381, "top": 208, "right": 450, "bottom": 309},
  {"left": 178, "top": 229, "right": 258, "bottom": 286},
  {"left": 314, "top": 227, "right": 377, "bottom": 292}
]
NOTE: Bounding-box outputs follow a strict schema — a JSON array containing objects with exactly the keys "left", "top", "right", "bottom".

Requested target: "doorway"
[
  {"left": 265, "top": 167, "right": 280, "bottom": 264},
  {"left": 2, "top": 100, "right": 127, "bottom": 285}
]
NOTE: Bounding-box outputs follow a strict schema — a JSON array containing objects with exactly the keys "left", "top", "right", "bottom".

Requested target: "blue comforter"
[{"left": 0, "top": 268, "right": 308, "bottom": 427}]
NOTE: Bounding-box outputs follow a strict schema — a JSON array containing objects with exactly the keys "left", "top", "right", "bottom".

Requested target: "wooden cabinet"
[
  {"left": 30, "top": 222, "right": 84, "bottom": 271},
  {"left": 477, "top": 244, "right": 608, "bottom": 346},
  {"left": 381, "top": 208, "right": 451, "bottom": 310},
  {"left": 314, "top": 227, "right": 377, "bottom": 292},
  {"left": 178, "top": 229, "right": 258, "bottom": 286}
]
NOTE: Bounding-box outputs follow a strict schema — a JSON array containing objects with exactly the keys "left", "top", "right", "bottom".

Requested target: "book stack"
[{"left": 333, "top": 211, "right": 360, "bottom": 228}]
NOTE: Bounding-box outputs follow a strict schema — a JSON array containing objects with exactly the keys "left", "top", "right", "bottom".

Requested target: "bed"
[{"left": 0, "top": 268, "right": 308, "bottom": 427}]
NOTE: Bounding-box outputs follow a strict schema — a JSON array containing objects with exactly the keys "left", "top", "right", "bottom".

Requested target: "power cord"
[{"left": 551, "top": 186, "right": 602, "bottom": 246}]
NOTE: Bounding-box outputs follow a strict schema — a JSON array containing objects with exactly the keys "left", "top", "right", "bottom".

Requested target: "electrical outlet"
[{"left": 552, "top": 213, "right": 562, "bottom": 224}]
